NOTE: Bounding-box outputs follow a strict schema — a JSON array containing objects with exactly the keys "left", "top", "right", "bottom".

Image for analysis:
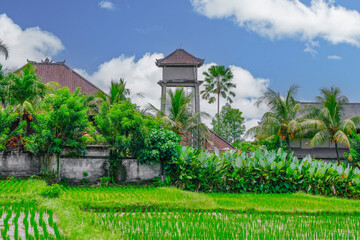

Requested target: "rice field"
[
  {"left": 1, "top": 179, "right": 360, "bottom": 239},
  {"left": 89, "top": 209, "right": 360, "bottom": 239},
  {"left": 0, "top": 202, "right": 64, "bottom": 240}
]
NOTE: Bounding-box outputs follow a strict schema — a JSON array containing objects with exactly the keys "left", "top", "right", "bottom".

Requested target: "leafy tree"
[
  {"left": 0, "top": 39, "right": 9, "bottom": 60},
  {"left": 0, "top": 106, "right": 18, "bottom": 150},
  {"left": 211, "top": 103, "right": 245, "bottom": 143},
  {"left": 138, "top": 128, "right": 181, "bottom": 181},
  {"left": 25, "top": 87, "right": 92, "bottom": 177},
  {"left": 301, "top": 87, "right": 360, "bottom": 163},
  {"left": 95, "top": 100, "right": 161, "bottom": 181},
  {"left": 149, "top": 88, "right": 210, "bottom": 148},
  {"left": 246, "top": 85, "right": 302, "bottom": 151},
  {"left": 201, "top": 65, "right": 236, "bottom": 117}
]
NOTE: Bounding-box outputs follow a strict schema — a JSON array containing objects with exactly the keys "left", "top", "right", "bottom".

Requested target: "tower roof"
[{"left": 156, "top": 49, "right": 204, "bottom": 67}]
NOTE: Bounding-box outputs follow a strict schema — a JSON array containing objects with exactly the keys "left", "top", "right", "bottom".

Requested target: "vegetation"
[
  {"left": 170, "top": 146, "right": 360, "bottom": 198},
  {"left": 301, "top": 87, "right": 360, "bottom": 163},
  {"left": 25, "top": 87, "right": 92, "bottom": 177},
  {"left": 2, "top": 179, "right": 360, "bottom": 239},
  {"left": 247, "top": 85, "right": 302, "bottom": 151},
  {"left": 138, "top": 128, "right": 181, "bottom": 181},
  {"left": 0, "top": 39, "right": 9, "bottom": 60},
  {"left": 201, "top": 65, "right": 236, "bottom": 117},
  {"left": 344, "top": 131, "right": 360, "bottom": 168},
  {"left": 211, "top": 103, "right": 245, "bottom": 143},
  {"left": 149, "top": 88, "right": 210, "bottom": 147}
]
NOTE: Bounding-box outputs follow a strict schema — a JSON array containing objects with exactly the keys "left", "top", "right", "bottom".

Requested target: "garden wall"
[{"left": 0, "top": 146, "right": 160, "bottom": 184}]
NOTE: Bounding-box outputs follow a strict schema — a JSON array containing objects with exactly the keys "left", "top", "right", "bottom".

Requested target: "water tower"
[{"left": 156, "top": 49, "right": 204, "bottom": 114}]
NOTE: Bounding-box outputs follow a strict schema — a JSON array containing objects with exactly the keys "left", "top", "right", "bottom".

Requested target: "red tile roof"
[
  {"left": 26, "top": 59, "right": 102, "bottom": 96},
  {"left": 156, "top": 49, "right": 204, "bottom": 67}
]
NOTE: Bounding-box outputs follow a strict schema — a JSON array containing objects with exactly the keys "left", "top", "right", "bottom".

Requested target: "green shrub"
[
  {"left": 39, "top": 184, "right": 63, "bottom": 198},
  {"left": 138, "top": 128, "right": 181, "bottom": 179},
  {"left": 169, "top": 146, "right": 360, "bottom": 198},
  {"left": 100, "top": 176, "right": 111, "bottom": 186}
]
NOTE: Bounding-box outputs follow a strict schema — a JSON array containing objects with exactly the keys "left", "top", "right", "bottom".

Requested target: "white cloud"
[
  {"left": 191, "top": 0, "right": 360, "bottom": 47},
  {"left": 0, "top": 14, "right": 64, "bottom": 70},
  {"left": 328, "top": 55, "right": 342, "bottom": 60},
  {"left": 74, "top": 53, "right": 164, "bottom": 108},
  {"left": 77, "top": 54, "right": 269, "bottom": 134},
  {"left": 99, "top": 1, "right": 114, "bottom": 9},
  {"left": 198, "top": 63, "right": 269, "bottom": 131}
]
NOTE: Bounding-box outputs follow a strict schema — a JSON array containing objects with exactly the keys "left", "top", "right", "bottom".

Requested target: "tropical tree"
[
  {"left": 246, "top": 85, "right": 303, "bottom": 151},
  {"left": 0, "top": 39, "right": 9, "bottom": 60},
  {"left": 7, "top": 63, "right": 46, "bottom": 136},
  {"left": 211, "top": 103, "right": 245, "bottom": 143},
  {"left": 8, "top": 63, "right": 46, "bottom": 116},
  {"left": 149, "top": 88, "right": 210, "bottom": 148},
  {"left": 201, "top": 65, "right": 236, "bottom": 117},
  {"left": 96, "top": 78, "right": 130, "bottom": 106},
  {"left": 25, "top": 87, "right": 92, "bottom": 177},
  {"left": 0, "top": 65, "right": 10, "bottom": 107},
  {"left": 300, "top": 87, "right": 360, "bottom": 163}
]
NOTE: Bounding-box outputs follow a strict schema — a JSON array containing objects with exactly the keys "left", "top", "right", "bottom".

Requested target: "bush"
[
  {"left": 169, "top": 146, "right": 360, "bottom": 198},
  {"left": 100, "top": 176, "right": 111, "bottom": 186},
  {"left": 39, "top": 184, "right": 63, "bottom": 198},
  {"left": 138, "top": 128, "right": 181, "bottom": 179}
]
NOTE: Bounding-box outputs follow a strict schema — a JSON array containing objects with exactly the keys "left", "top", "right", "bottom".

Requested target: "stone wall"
[{"left": 0, "top": 146, "right": 160, "bottom": 184}]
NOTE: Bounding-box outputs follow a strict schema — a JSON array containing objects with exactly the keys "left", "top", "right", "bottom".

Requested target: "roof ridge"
[{"left": 209, "top": 129, "right": 235, "bottom": 149}]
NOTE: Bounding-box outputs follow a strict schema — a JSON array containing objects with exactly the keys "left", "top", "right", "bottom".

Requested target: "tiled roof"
[
  {"left": 204, "top": 130, "right": 236, "bottom": 152},
  {"left": 156, "top": 49, "right": 204, "bottom": 67},
  {"left": 26, "top": 59, "right": 102, "bottom": 96},
  {"left": 299, "top": 102, "right": 360, "bottom": 120}
]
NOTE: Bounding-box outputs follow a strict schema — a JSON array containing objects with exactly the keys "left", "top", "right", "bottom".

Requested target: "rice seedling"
[
  {"left": 89, "top": 209, "right": 360, "bottom": 239},
  {"left": 0, "top": 202, "right": 64, "bottom": 239}
]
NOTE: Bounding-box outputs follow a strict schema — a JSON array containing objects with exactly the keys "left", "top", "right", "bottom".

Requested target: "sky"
[{"left": 2, "top": 0, "right": 360, "bottom": 132}]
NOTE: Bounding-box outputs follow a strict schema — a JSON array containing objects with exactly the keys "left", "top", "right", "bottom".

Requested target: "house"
[
  {"left": 291, "top": 102, "right": 360, "bottom": 160},
  {"left": 27, "top": 58, "right": 102, "bottom": 95}
]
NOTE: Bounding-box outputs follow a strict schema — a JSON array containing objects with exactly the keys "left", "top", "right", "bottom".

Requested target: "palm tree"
[
  {"left": 0, "top": 65, "right": 10, "bottom": 107},
  {"left": 96, "top": 78, "right": 130, "bottom": 106},
  {"left": 8, "top": 63, "right": 46, "bottom": 135},
  {"left": 201, "top": 65, "right": 236, "bottom": 116},
  {"left": 0, "top": 40, "right": 9, "bottom": 60},
  {"left": 149, "top": 88, "right": 210, "bottom": 148},
  {"left": 300, "top": 87, "right": 360, "bottom": 163},
  {"left": 246, "top": 85, "right": 303, "bottom": 151}
]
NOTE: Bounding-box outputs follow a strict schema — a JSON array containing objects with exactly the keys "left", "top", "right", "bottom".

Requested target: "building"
[
  {"left": 27, "top": 58, "right": 102, "bottom": 95},
  {"left": 156, "top": 49, "right": 235, "bottom": 152},
  {"left": 291, "top": 102, "right": 360, "bottom": 160}
]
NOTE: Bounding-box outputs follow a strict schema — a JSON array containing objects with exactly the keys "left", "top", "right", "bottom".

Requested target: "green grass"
[
  {"left": 1, "top": 179, "right": 360, "bottom": 239},
  {"left": 62, "top": 185, "right": 360, "bottom": 214}
]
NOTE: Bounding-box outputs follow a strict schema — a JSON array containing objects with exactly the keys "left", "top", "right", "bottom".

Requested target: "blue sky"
[{"left": 2, "top": 0, "right": 360, "bottom": 129}]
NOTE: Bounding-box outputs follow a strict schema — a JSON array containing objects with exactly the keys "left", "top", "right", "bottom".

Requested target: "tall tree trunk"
[
  {"left": 217, "top": 91, "right": 220, "bottom": 133},
  {"left": 56, "top": 154, "right": 60, "bottom": 178},
  {"left": 286, "top": 135, "right": 291, "bottom": 152},
  {"left": 160, "top": 160, "right": 165, "bottom": 182},
  {"left": 335, "top": 142, "right": 340, "bottom": 164}
]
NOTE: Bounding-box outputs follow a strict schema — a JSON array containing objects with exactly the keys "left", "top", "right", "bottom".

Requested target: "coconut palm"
[
  {"left": 201, "top": 65, "right": 236, "bottom": 117},
  {"left": 300, "top": 87, "right": 360, "bottom": 163},
  {"left": 8, "top": 63, "right": 46, "bottom": 135},
  {"left": 0, "top": 40, "right": 9, "bottom": 60},
  {"left": 96, "top": 78, "right": 130, "bottom": 106},
  {"left": 0, "top": 65, "right": 10, "bottom": 107},
  {"left": 149, "top": 88, "right": 210, "bottom": 148},
  {"left": 246, "top": 85, "right": 303, "bottom": 151}
]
